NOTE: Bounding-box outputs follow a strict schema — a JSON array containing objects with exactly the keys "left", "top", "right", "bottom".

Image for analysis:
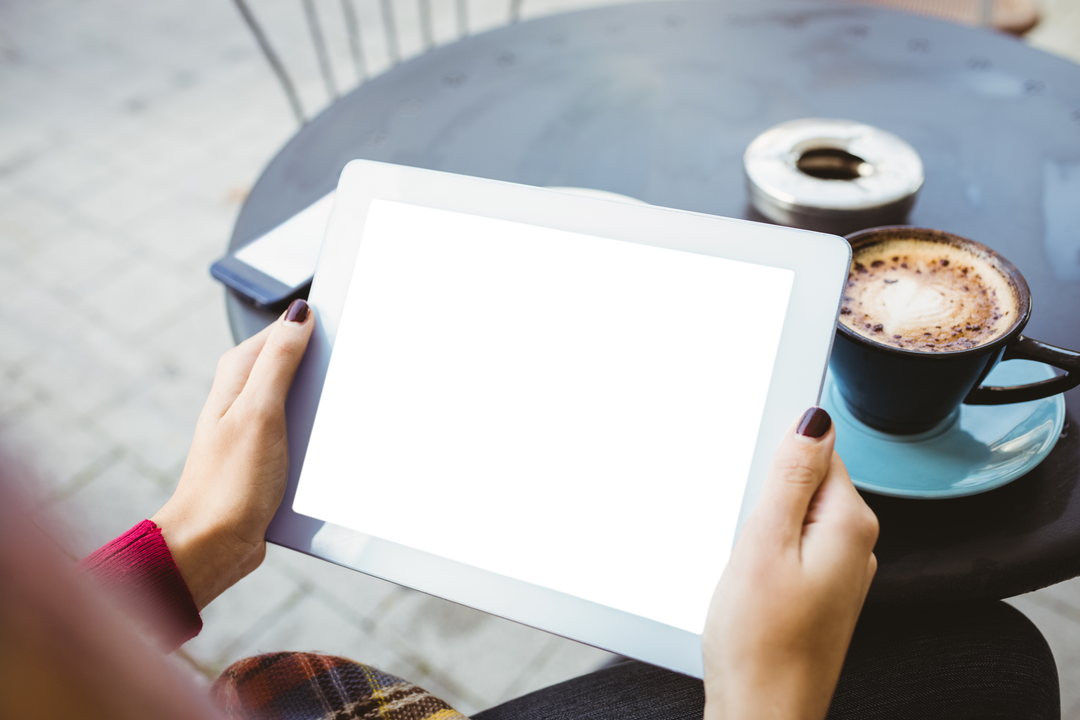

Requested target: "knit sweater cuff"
[{"left": 79, "top": 519, "right": 203, "bottom": 652}]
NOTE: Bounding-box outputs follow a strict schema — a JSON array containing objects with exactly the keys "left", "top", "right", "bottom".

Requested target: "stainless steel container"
[{"left": 744, "top": 118, "right": 924, "bottom": 236}]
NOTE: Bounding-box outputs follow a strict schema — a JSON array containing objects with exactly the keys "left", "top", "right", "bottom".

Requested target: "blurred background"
[{"left": 1, "top": 0, "right": 1079, "bottom": 715}]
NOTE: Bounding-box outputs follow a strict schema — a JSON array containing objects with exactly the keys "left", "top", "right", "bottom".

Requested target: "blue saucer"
[{"left": 822, "top": 360, "right": 1066, "bottom": 499}]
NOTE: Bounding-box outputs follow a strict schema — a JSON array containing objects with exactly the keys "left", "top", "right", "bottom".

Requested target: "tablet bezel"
[{"left": 267, "top": 159, "right": 851, "bottom": 678}]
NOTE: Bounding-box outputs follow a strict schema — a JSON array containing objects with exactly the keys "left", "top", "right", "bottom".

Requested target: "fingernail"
[
  {"left": 797, "top": 407, "right": 831, "bottom": 439},
  {"left": 285, "top": 298, "right": 310, "bottom": 324}
]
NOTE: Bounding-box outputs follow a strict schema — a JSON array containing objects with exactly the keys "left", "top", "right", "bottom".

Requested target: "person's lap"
[
  {"left": 212, "top": 601, "right": 1059, "bottom": 720},
  {"left": 477, "top": 601, "right": 1059, "bottom": 720}
]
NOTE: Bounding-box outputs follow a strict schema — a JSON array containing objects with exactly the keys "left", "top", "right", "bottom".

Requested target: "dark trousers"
[{"left": 475, "top": 602, "right": 1060, "bottom": 720}]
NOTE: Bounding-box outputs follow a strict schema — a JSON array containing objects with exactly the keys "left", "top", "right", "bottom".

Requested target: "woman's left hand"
[
  {"left": 152, "top": 300, "right": 314, "bottom": 610},
  {"left": 702, "top": 408, "right": 878, "bottom": 720}
]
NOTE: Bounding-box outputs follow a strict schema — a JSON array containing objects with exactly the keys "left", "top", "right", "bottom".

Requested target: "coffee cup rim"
[{"left": 837, "top": 226, "right": 1032, "bottom": 358}]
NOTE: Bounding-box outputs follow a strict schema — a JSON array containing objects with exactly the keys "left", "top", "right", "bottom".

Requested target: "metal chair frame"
[{"left": 232, "top": 0, "right": 521, "bottom": 124}]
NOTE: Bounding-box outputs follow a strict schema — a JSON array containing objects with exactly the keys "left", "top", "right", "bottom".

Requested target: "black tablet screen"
[{"left": 300, "top": 202, "right": 790, "bottom": 630}]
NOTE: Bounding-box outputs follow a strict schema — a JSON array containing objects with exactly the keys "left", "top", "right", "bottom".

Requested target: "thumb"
[
  {"left": 752, "top": 407, "right": 835, "bottom": 549},
  {"left": 240, "top": 299, "right": 316, "bottom": 412}
]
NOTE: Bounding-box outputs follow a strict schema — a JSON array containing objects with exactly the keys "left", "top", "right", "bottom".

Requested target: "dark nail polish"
[
  {"left": 285, "top": 298, "right": 310, "bottom": 324},
  {"left": 797, "top": 407, "right": 832, "bottom": 439}
]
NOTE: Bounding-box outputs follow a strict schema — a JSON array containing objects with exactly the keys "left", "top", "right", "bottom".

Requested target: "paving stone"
[
  {"left": 1032, "top": 577, "right": 1080, "bottom": 620},
  {"left": 143, "top": 292, "right": 234, "bottom": 388},
  {"left": 5, "top": 259, "right": 84, "bottom": 330},
  {"left": 1006, "top": 593, "right": 1080, "bottom": 716},
  {"left": 124, "top": 200, "right": 239, "bottom": 274},
  {"left": 202, "top": 109, "right": 292, "bottom": 165},
  {"left": 14, "top": 143, "right": 128, "bottom": 205},
  {"left": 0, "top": 178, "right": 17, "bottom": 204},
  {"left": 0, "top": 118, "right": 59, "bottom": 175},
  {"left": 93, "top": 368, "right": 210, "bottom": 476},
  {"left": 263, "top": 546, "right": 587, "bottom": 714},
  {"left": 43, "top": 455, "right": 173, "bottom": 559},
  {"left": 0, "top": 393, "right": 122, "bottom": 502},
  {"left": 72, "top": 173, "right": 184, "bottom": 233},
  {"left": 0, "top": 266, "right": 44, "bottom": 367},
  {"left": 167, "top": 259, "right": 233, "bottom": 319},
  {"left": 375, "top": 588, "right": 556, "bottom": 710},
  {"left": 497, "top": 634, "right": 614, "bottom": 707},
  {"left": 104, "top": 128, "right": 216, "bottom": 181},
  {"left": 225, "top": 593, "right": 421, "bottom": 683},
  {"left": 0, "top": 188, "right": 73, "bottom": 263},
  {"left": 19, "top": 222, "right": 133, "bottom": 300},
  {"left": 156, "top": 71, "right": 289, "bottom": 144},
  {"left": 16, "top": 314, "right": 155, "bottom": 418},
  {"left": 181, "top": 557, "right": 304, "bottom": 672},
  {"left": 519, "top": 0, "right": 624, "bottom": 21},
  {"left": 265, "top": 543, "right": 407, "bottom": 625},
  {"left": 76, "top": 252, "right": 206, "bottom": 338},
  {"left": 1028, "top": 0, "right": 1080, "bottom": 63},
  {"left": 0, "top": 366, "right": 47, "bottom": 420}
]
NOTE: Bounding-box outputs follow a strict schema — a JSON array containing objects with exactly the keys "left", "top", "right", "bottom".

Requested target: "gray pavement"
[{"left": 1, "top": 0, "right": 1079, "bottom": 716}]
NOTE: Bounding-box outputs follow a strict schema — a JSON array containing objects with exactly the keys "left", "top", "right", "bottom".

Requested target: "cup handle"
[{"left": 965, "top": 335, "right": 1080, "bottom": 405}]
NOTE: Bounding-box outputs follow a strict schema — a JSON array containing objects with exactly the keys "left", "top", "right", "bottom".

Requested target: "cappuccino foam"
[{"left": 839, "top": 239, "right": 1018, "bottom": 352}]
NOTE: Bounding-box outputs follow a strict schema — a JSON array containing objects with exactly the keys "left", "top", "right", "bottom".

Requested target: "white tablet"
[{"left": 268, "top": 160, "right": 850, "bottom": 678}]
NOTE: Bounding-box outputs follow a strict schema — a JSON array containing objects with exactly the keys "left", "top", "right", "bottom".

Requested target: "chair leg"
[
  {"left": 230, "top": 0, "right": 306, "bottom": 125},
  {"left": 380, "top": 0, "right": 401, "bottom": 65},
  {"left": 302, "top": 0, "right": 338, "bottom": 100},
  {"left": 340, "top": 0, "right": 367, "bottom": 82}
]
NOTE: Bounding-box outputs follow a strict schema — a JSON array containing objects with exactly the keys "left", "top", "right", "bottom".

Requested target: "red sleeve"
[{"left": 79, "top": 520, "right": 203, "bottom": 652}]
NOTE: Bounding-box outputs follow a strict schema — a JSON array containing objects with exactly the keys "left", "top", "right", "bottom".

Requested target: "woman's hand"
[
  {"left": 703, "top": 408, "right": 879, "bottom": 720},
  {"left": 151, "top": 300, "right": 314, "bottom": 610}
]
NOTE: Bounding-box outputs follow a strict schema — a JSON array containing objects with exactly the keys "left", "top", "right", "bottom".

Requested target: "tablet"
[{"left": 267, "top": 160, "right": 851, "bottom": 678}]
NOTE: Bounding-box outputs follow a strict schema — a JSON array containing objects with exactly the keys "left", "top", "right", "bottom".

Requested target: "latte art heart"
[{"left": 839, "top": 239, "right": 1017, "bottom": 352}]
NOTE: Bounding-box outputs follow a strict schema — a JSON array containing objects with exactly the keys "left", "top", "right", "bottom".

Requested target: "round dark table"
[{"left": 227, "top": 0, "right": 1080, "bottom": 605}]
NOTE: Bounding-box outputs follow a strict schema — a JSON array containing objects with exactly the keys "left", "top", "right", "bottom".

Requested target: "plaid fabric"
[{"left": 211, "top": 652, "right": 469, "bottom": 720}]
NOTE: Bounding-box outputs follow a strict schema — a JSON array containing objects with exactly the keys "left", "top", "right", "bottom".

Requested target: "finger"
[
  {"left": 807, "top": 453, "right": 855, "bottom": 526},
  {"left": 203, "top": 323, "right": 275, "bottom": 418},
  {"left": 830, "top": 453, "right": 878, "bottom": 556},
  {"left": 803, "top": 456, "right": 879, "bottom": 569},
  {"left": 237, "top": 299, "right": 316, "bottom": 414},
  {"left": 752, "top": 407, "right": 836, "bottom": 548}
]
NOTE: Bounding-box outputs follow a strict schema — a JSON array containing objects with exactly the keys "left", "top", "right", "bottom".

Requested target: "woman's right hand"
[
  {"left": 151, "top": 299, "right": 315, "bottom": 611},
  {"left": 702, "top": 408, "right": 879, "bottom": 720}
]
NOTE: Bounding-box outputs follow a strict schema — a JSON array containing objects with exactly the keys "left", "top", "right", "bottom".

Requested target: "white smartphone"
[{"left": 211, "top": 192, "right": 335, "bottom": 310}]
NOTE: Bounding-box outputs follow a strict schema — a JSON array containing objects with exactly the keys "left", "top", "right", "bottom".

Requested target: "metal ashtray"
[{"left": 744, "top": 118, "right": 924, "bottom": 236}]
